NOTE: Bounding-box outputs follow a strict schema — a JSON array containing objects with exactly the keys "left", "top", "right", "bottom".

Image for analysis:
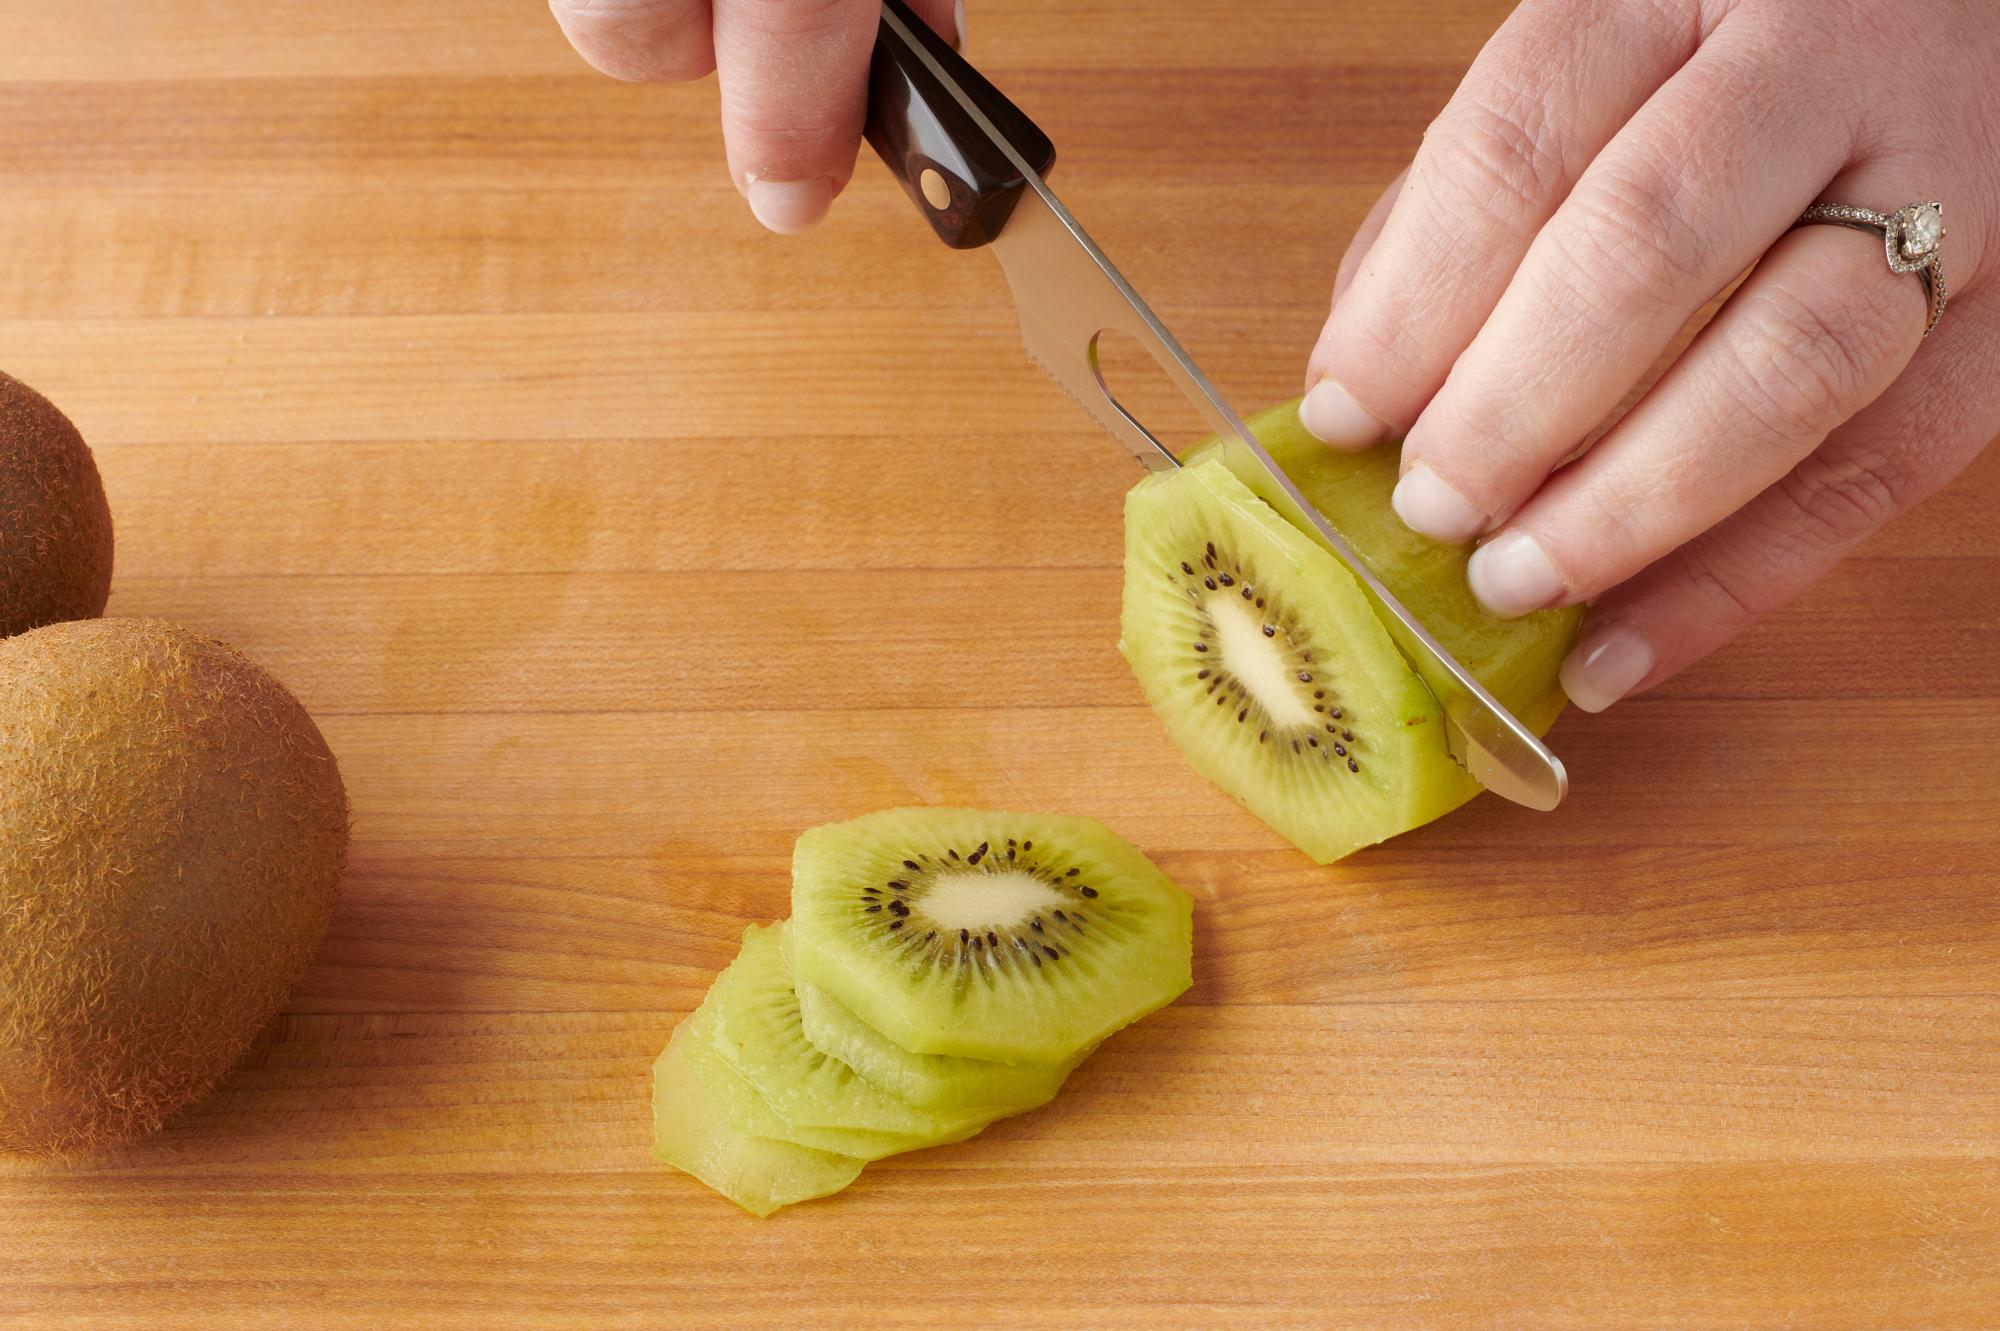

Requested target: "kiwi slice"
[
  {"left": 652, "top": 1015, "right": 863, "bottom": 1218},
  {"left": 788, "top": 808, "right": 1194, "bottom": 1063},
  {"left": 1121, "top": 458, "right": 1478, "bottom": 863},
  {"left": 791, "top": 964, "right": 1084, "bottom": 1112},
  {"left": 1188, "top": 399, "right": 1582, "bottom": 732},
  {"left": 708, "top": 923, "right": 1000, "bottom": 1157}
]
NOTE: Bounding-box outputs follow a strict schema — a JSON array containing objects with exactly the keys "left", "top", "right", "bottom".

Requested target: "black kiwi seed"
[
  {"left": 865, "top": 904, "right": 881, "bottom": 913},
  {"left": 959, "top": 928, "right": 970, "bottom": 943},
  {"left": 1256, "top": 597, "right": 1266, "bottom": 608},
  {"left": 1259, "top": 730, "right": 1268, "bottom": 743},
  {"left": 1342, "top": 729, "right": 1353, "bottom": 741},
  {"left": 903, "top": 859, "right": 920, "bottom": 871},
  {"left": 1181, "top": 562, "right": 1194, "bottom": 574},
  {"left": 1196, "top": 668, "right": 1210, "bottom": 680},
  {"left": 1203, "top": 577, "right": 1216, "bottom": 590},
  {"left": 1334, "top": 744, "right": 1347, "bottom": 757},
  {"left": 1205, "top": 541, "right": 1216, "bottom": 558},
  {"left": 1043, "top": 945, "right": 1060, "bottom": 960},
  {"left": 889, "top": 919, "right": 905, "bottom": 931},
  {"left": 1331, "top": 707, "right": 1344, "bottom": 719},
  {"left": 887, "top": 880, "right": 908, "bottom": 890},
  {"left": 1314, "top": 690, "right": 1324, "bottom": 699},
  {"left": 1308, "top": 736, "right": 1319, "bottom": 748},
  {"left": 1218, "top": 573, "right": 1234, "bottom": 585},
  {"left": 1054, "top": 909, "right": 1068, "bottom": 921},
  {"left": 1347, "top": 757, "right": 1360, "bottom": 772},
  {"left": 1031, "top": 919, "right": 1043, "bottom": 932},
  {"left": 1193, "top": 642, "right": 1208, "bottom": 653},
  {"left": 1262, "top": 624, "right": 1275, "bottom": 638},
  {"left": 1237, "top": 708, "right": 1247, "bottom": 722},
  {"left": 888, "top": 900, "right": 910, "bottom": 917},
  {"left": 986, "top": 931, "right": 999, "bottom": 948},
  {"left": 1065, "top": 868, "right": 1079, "bottom": 877},
  {"left": 1079, "top": 886, "right": 1098, "bottom": 898},
  {"left": 1298, "top": 672, "right": 1312, "bottom": 682}
]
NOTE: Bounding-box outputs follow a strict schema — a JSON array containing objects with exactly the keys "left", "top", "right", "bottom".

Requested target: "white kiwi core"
[
  {"left": 1206, "top": 593, "right": 1315, "bottom": 727},
  {"left": 920, "top": 869, "right": 1066, "bottom": 931}
]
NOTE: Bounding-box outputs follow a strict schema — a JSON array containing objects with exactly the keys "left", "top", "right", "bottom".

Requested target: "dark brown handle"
[{"left": 862, "top": 0, "right": 1056, "bottom": 249}]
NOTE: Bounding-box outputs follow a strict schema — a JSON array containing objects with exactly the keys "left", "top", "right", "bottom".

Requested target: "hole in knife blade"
[{"left": 1087, "top": 329, "right": 1216, "bottom": 461}]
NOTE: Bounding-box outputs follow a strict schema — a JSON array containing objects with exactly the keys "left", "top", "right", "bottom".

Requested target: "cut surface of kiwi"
[
  {"left": 792, "top": 961, "right": 1083, "bottom": 1113},
  {"left": 1188, "top": 399, "right": 1582, "bottom": 733},
  {"left": 708, "top": 923, "right": 999, "bottom": 1157},
  {"left": 652, "top": 1015, "right": 863, "bottom": 1218},
  {"left": 788, "top": 808, "right": 1193, "bottom": 1063},
  {"left": 1121, "top": 458, "right": 1470, "bottom": 863}
]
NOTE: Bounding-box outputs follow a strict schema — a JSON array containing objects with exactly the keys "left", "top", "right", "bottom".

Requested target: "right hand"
[{"left": 551, "top": 0, "right": 965, "bottom": 233}]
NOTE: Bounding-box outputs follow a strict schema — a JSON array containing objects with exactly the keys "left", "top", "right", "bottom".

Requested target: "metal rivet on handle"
[{"left": 919, "top": 168, "right": 950, "bottom": 210}]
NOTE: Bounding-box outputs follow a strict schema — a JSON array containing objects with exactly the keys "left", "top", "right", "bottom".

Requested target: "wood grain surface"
[{"left": 4, "top": 2, "right": 1998, "bottom": 1326}]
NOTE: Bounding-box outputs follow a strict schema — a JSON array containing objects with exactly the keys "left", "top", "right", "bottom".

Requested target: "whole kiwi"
[
  {"left": 0, "top": 372, "right": 113, "bottom": 639},
  {"left": 0, "top": 619, "right": 349, "bottom": 1155}
]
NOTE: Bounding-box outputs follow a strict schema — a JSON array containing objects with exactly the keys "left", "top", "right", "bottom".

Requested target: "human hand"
[
  {"left": 550, "top": 0, "right": 963, "bottom": 232},
  {"left": 1301, "top": 0, "right": 2000, "bottom": 712}
]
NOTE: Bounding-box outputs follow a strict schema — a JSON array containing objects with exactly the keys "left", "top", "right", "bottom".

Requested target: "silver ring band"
[{"left": 1794, "top": 200, "right": 1948, "bottom": 336}]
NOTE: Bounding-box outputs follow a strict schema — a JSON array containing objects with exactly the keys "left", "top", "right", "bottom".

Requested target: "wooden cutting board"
[{"left": 3, "top": 2, "right": 1997, "bottom": 1325}]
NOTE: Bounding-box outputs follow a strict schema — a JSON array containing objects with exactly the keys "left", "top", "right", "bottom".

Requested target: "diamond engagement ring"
[{"left": 1795, "top": 200, "right": 1948, "bottom": 335}]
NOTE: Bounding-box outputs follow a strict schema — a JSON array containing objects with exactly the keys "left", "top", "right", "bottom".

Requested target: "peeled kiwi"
[
  {"left": 1189, "top": 400, "right": 1581, "bottom": 732},
  {"left": 787, "top": 808, "right": 1194, "bottom": 1063},
  {"left": 0, "top": 619, "right": 349, "bottom": 1154},
  {"left": 1121, "top": 402, "right": 1583, "bottom": 863},
  {"left": 652, "top": 1014, "right": 864, "bottom": 1218},
  {"left": 0, "top": 372, "right": 113, "bottom": 639}
]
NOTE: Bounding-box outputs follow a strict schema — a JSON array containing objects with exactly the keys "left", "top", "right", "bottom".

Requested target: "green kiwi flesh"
[
  {"left": 788, "top": 808, "right": 1193, "bottom": 1063},
  {"left": 0, "top": 619, "right": 349, "bottom": 1155},
  {"left": 1121, "top": 459, "right": 1466, "bottom": 863},
  {"left": 652, "top": 1014, "right": 864, "bottom": 1218},
  {"left": 708, "top": 923, "right": 1000, "bottom": 1157},
  {"left": 1187, "top": 399, "right": 1582, "bottom": 733},
  {"left": 0, "top": 372, "right": 113, "bottom": 639},
  {"left": 791, "top": 959, "right": 1084, "bottom": 1112}
]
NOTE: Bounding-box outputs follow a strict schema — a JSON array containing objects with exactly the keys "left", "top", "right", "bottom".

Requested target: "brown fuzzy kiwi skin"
[
  {"left": 0, "top": 372, "right": 114, "bottom": 640},
  {"left": 0, "top": 619, "right": 349, "bottom": 1155}
]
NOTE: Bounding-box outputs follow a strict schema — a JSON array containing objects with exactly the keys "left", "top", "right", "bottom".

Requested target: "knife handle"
[{"left": 863, "top": 0, "right": 1056, "bottom": 250}]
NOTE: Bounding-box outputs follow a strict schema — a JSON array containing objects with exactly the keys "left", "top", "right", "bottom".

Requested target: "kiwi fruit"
[
  {"left": 0, "top": 618, "right": 349, "bottom": 1154},
  {"left": 0, "top": 372, "right": 113, "bottom": 639},
  {"left": 708, "top": 923, "right": 998, "bottom": 1157},
  {"left": 1189, "top": 399, "right": 1582, "bottom": 732},
  {"left": 787, "top": 808, "right": 1194, "bottom": 1063},
  {"left": 1121, "top": 403, "right": 1583, "bottom": 863},
  {"left": 792, "top": 965, "right": 1083, "bottom": 1112},
  {"left": 652, "top": 1014, "right": 864, "bottom": 1218}
]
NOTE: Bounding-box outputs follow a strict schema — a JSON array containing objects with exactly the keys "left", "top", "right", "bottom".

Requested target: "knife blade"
[{"left": 864, "top": 0, "right": 1567, "bottom": 812}]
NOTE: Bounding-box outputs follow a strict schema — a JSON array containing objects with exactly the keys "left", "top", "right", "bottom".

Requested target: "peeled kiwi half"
[
  {"left": 1122, "top": 400, "right": 1582, "bottom": 863},
  {"left": 787, "top": 808, "right": 1194, "bottom": 1064}
]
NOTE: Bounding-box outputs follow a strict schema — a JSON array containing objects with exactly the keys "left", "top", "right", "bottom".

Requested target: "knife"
[{"left": 861, "top": 0, "right": 1567, "bottom": 812}]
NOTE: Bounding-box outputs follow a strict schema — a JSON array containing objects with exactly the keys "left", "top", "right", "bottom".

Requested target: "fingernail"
[
  {"left": 953, "top": 0, "right": 968, "bottom": 47},
  {"left": 1559, "top": 623, "right": 1656, "bottom": 713},
  {"left": 1299, "top": 378, "right": 1390, "bottom": 450},
  {"left": 1467, "top": 530, "right": 1566, "bottom": 618},
  {"left": 1391, "top": 462, "right": 1485, "bottom": 543},
  {"left": 745, "top": 176, "right": 833, "bottom": 234}
]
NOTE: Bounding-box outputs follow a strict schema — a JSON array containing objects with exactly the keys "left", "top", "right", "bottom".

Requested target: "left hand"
[{"left": 1297, "top": 0, "right": 2000, "bottom": 712}]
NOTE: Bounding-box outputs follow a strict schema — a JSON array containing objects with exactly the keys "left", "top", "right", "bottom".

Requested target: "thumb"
[{"left": 712, "top": 0, "right": 963, "bottom": 234}]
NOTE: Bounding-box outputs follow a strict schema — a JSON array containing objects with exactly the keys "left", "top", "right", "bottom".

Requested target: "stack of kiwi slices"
[
  {"left": 1121, "top": 398, "right": 1584, "bottom": 863},
  {"left": 652, "top": 807, "right": 1194, "bottom": 1216}
]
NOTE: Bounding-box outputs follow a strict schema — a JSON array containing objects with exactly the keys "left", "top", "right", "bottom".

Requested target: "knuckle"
[
  {"left": 1420, "top": 86, "right": 1567, "bottom": 244},
  {"left": 1549, "top": 157, "right": 1708, "bottom": 319},
  {"left": 1716, "top": 283, "right": 1886, "bottom": 450},
  {"left": 725, "top": 0, "right": 863, "bottom": 38},
  {"left": 1673, "top": 541, "right": 1767, "bottom": 630},
  {"left": 1777, "top": 445, "right": 1911, "bottom": 552}
]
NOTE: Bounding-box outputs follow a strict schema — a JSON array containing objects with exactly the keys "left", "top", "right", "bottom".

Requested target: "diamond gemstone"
[{"left": 1903, "top": 204, "right": 1943, "bottom": 258}]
